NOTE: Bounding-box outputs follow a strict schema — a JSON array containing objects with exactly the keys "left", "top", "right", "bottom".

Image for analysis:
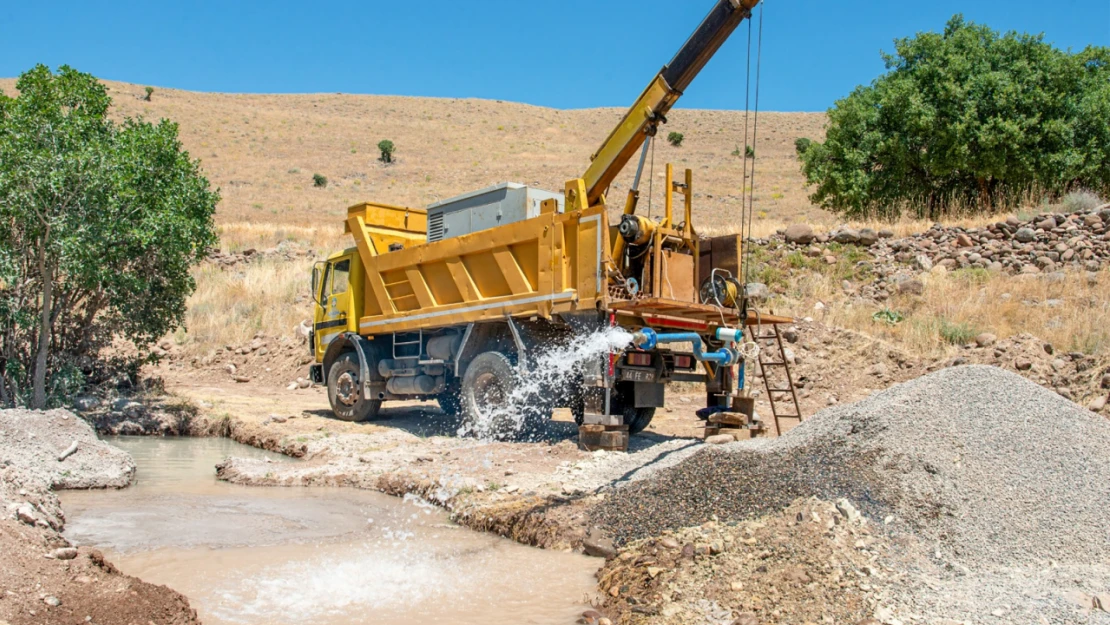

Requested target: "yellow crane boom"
[{"left": 581, "top": 0, "right": 760, "bottom": 207}]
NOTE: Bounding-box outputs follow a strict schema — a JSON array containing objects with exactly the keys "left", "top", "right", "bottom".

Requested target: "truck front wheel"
[{"left": 328, "top": 352, "right": 382, "bottom": 422}]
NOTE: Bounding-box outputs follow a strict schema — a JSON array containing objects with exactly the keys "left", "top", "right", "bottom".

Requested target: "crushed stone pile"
[{"left": 594, "top": 365, "right": 1110, "bottom": 569}]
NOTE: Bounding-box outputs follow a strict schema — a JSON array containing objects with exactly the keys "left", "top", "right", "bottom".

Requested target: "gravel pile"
[{"left": 594, "top": 365, "right": 1110, "bottom": 569}]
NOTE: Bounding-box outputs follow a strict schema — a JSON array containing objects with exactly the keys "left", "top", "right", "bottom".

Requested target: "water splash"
[{"left": 457, "top": 326, "right": 634, "bottom": 441}]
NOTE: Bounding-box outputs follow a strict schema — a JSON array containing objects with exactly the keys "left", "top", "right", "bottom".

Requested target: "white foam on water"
[
  {"left": 457, "top": 326, "right": 634, "bottom": 441},
  {"left": 212, "top": 538, "right": 458, "bottom": 623}
]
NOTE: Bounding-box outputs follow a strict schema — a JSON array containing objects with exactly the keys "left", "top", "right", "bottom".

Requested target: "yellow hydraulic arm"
[{"left": 579, "top": 0, "right": 760, "bottom": 213}]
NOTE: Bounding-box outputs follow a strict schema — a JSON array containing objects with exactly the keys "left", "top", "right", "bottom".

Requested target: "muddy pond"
[{"left": 59, "top": 436, "right": 601, "bottom": 625}]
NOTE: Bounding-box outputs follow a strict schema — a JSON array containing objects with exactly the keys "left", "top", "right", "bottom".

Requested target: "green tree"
[
  {"left": 667, "top": 132, "right": 684, "bottom": 147},
  {"left": 144, "top": 86, "right": 154, "bottom": 101},
  {"left": 378, "top": 139, "right": 395, "bottom": 164},
  {"left": 0, "top": 65, "right": 218, "bottom": 408},
  {"left": 799, "top": 16, "right": 1110, "bottom": 219}
]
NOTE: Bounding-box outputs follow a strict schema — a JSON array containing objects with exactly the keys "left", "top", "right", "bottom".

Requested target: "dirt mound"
[
  {"left": 594, "top": 365, "right": 1110, "bottom": 569},
  {"left": 0, "top": 409, "right": 199, "bottom": 625}
]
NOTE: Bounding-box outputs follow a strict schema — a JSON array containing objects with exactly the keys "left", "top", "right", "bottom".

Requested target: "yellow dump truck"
[{"left": 308, "top": 0, "right": 792, "bottom": 438}]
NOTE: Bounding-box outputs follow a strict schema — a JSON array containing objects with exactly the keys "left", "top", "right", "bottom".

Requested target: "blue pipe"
[{"left": 631, "top": 328, "right": 741, "bottom": 366}]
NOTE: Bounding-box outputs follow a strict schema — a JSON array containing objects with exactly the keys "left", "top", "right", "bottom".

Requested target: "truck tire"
[
  {"left": 624, "top": 407, "right": 656, "bottom": 435},
  {"left": 460, "top": 351, "right": 535, "bottom": 439},
  {"left": 327, "top": 352, "right": 382, "bottom": 422}
]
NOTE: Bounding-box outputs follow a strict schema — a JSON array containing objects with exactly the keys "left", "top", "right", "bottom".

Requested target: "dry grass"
[
  {"left": 177, "top": 257, "right": 315, "bottom": 355},
  {"left": 776, "top": 266, "right": 1109, "bottom": 358},
  {"left": 0, "top": 78, "right": 828, "bottom": 231}
]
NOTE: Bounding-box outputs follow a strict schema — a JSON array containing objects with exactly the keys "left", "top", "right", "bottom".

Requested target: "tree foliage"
[
  {"left": 667, "top": 132, "right": 684, "bottom": 147},
  {"left": 377, "top": 139, "right": 395, "bottom": 163},
  {"left": 799, "top": 16, "right": 1110, "bottom": 219},
  {"left": 0, "top": 65, "right": 218, "bottom": 408}
]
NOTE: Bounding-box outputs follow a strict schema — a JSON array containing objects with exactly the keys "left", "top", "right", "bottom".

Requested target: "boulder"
[
  {"left": 744, "top": 282, "right": 770, "bottom": 302},
  {"left": 975, "top": 333, "right": 997, "bottom": 348},
  {"left": 1014, "top": 228, "right": 1037, "bottom": 243},
  {"left": 833, "top": 229, "right": 861, "bottom": 244},
  {"left": 896, "top": 278, "right": 925, "bottom": 295},
  {"left": 783, "top": 223, "right": 815, "bottom": 245},
  {"left": 858, "top": 228, "right": 879, "bottom": 246}
]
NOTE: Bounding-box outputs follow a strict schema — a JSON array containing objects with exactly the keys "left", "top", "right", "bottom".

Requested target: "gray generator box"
[{"left": 426, "top": 183, "right": 564, "bottom": 242}]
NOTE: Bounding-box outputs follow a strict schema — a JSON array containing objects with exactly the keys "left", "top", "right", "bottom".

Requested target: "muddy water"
[{"left": 60, "top": 437, "right": 600, "bottom": 625}]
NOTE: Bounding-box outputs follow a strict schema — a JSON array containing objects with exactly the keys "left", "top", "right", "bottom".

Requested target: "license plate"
[{"left": 620, "top": 368, "right": 656, "bottom": 383}]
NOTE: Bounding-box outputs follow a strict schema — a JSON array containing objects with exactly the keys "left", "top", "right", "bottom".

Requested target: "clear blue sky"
[{"left": 1, "top": 0, "right": 1106, "bottom": 112}]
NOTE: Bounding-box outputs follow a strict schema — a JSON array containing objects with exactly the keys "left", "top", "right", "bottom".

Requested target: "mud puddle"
[{"left": 60, "top": 436, "right": 600, "bottom": 625}]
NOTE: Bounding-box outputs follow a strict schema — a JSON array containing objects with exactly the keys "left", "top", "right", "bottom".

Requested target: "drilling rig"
[{"left": 308, "top": 0, "right": 798, "bottom": 447}]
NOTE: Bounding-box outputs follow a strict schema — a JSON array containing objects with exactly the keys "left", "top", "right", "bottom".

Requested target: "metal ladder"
[
  {"left": 393, "top": 330, "right": 424, "bottom": 361},
  {"left": 747, "top": 324, "right": 803, "bottom": 436}
]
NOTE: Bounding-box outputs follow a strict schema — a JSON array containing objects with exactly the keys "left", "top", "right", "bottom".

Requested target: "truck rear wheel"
[
  {"left": 328, "top": 352, "right": 382, "bottom": 422},
  {"left": 460, "top": 351, "right": 540, "bottom": 439}
]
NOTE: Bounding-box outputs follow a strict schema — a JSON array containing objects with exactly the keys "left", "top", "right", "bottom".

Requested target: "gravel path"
[{"left": 594, "top": 365, "right": 1110, "bottom": 570}]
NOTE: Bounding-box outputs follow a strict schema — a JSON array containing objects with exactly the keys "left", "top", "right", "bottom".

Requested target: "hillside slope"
[{"left": 0, "top": 79, "right": 827, "bottom": 231}]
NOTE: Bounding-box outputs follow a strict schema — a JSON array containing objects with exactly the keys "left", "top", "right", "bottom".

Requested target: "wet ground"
[{"left": 60, "top": 437, "right": 601, "bottom": 625}]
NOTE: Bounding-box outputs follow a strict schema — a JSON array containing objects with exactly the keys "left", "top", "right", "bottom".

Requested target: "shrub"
[
  {"left": 799, "top": 16, "right": 1110, "bottom": 219},
  {"left": 872, "top": 308, "right": 905, "bottom": 325},
  {"left": 1062, "top": 190, "right": 1103, "bottom": 213},
  {"left": 938, "top": 319, "right": 978, "bottom": 345},
  {"left": 794, "top": 137, "right": 812, "bottom": 156},
  {"left": 144, "top": 86, "right": 154, "bottom": 101},
  {"left": 378, "top": 139, "right": 395, "bottom": 164},
  {"left": 312, "top": 173, "right": 327, "bottom": 188},
  {"left": 745, "top": 145, "right": 755, "bottom": 158},
  {"left": 0, "top": 65, "right": 218, "bottom": 408},
  {"left": 667, "top": 132, "right": 684, "bottom": 147}
]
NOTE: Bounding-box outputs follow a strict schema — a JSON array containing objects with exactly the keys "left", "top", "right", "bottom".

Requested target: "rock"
[
  {"left": 833, "top": 229, "right": 861, "bottom": 244},
  {"left": 1036, "top": 216, "right": 1057, "bottom": 230},
  {"left": 583, "top": 536, "right": 617, "bottom": 559},
  {"left": 1090, "top": 396, "right": 1107, "bottom": 413},
  {"left": 858, "top": 228, "right": 879, "bottom": 246},
  {"left": 1014, "top": 228, "right": 1037, "bottom": 243},
  {"left": 660, "top": 537, "right": 680, "bottom": 549},
  {"left": 1051, "top": 358, "right": 1068, "bottom": 372},
  {"left": 297, "top": 377, "right": 312, "bottom": 389},
  {"left": 784, "top": 223, "right": 815, "bottom": 244},
  {"left": 913, "top": 254, "right": 933, "bottom": 271},
  {"left": 975, "top": 333, "right": 997, "bottom": 348},
  {"left": 856, "top": 620, "right": 882, "bottom": 625},
  {"left": 781, "top": 328, "right": 799, "bottom": 343},
  {"left": 286, "top": 382, "right": 298, "bottom": 391},
  {"left": 43, "top": 596, "right": 61, "bottom": 607},
  {"left": 744, "top": 282, "right": 770, "bottom": 302},
  {"left": 1014, "top": 359, "right": 1033, "bottom": 371},
  {"left": 72, "top": 396, "right": 100, "bottom": 412},
  {"left": 955, "top": 233, "right": 974, "bottom": 247},
  {"left": 896, "top": 278, "right": 925, "bottom": 296},
  {"left": 835, "top": 498, "right": 863, "bottom": 524},
  {"left": 878, "top": 229, "right": 895, "bottom": 239},
  {"left": 224, "top": 363, "right": 237, "bottom": 375},
  {"left": 50, "top": 547, "right": 78, "bottom": 560},
  {"left": 731, "top": 614, "right": 760, "bottom": 625},
  {"left": 15, "top": 502, "right": 36, "bottom": 525},
  {"left": 57, "top": 441, "right": 79, "bottom": 462},
  {"left": 824, "top": 255, "right": 838, "bottom": 265},
  {"left": 598, "top": 619, "right": 612, "bottom": 625},
  {"left": 295, "top": 320, "right": 312, "bottom": 339},
  {"left": 232, "top": 375, "right": 251, "bottom": 383},
  {"left": 111, "top": 397, "right": 131, "bottom": 412},
  {"left": 646, "top": 566, "right": 665, "bottom": 578},
  {"left": 268, "top": 415, "right": 288, "bottom": 423},
  {"left": 705, "top": 434, "right": 735, "bottom": 445}
]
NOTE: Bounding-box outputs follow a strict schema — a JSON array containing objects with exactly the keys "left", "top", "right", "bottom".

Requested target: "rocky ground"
[
  {"left": 0, "top": 409, "right": 198, "bottom": 625},
  {"left": 773, "top": 203, "right": 1110, "bottom": 302}
]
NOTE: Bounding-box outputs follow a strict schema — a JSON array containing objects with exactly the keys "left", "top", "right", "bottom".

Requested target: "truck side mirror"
[{"left": 311, "top": 262, "right": 324, "bottom": 304}]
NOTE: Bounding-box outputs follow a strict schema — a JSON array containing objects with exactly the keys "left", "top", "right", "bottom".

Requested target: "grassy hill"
[{"left": 0, "top": 79, "right": 828, "bottom": 234}]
